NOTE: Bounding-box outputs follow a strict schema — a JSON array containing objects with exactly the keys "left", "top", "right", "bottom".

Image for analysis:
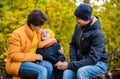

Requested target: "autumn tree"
[{"left": 92, "top": 0, "right": 120, "bottom": 70}]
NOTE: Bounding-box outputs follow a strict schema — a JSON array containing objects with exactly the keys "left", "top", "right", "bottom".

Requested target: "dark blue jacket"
[
  {"left": 36, "top": 43, "right": 65, "bottom": 72},
  {"left": 68, "top": 17, "right": 108, "bottom": 71}
]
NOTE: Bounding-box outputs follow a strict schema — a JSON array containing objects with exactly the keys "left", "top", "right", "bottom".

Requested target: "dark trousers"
[{"left": 54, "top": 70, "right": 63, "bottom": 79}]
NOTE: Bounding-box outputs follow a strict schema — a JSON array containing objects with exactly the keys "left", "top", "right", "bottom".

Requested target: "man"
[{"left": 55, "top": 3, "right": 108, "bottom": 79}]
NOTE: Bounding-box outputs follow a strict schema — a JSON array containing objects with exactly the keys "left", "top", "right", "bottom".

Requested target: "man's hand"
[
  {"left": 36, "top": 54, "right": 43, "bottom": 61},
  {"left": 55, "top": 61, "right": 68, "bottom": 70}
]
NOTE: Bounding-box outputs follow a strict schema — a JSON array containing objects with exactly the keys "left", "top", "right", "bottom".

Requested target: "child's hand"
[
  {"left": 58, "top": 46, "right": 64, "bottom": 54},
  {"left": 36, "top": 54, "right": 43, "bottom": 61}
]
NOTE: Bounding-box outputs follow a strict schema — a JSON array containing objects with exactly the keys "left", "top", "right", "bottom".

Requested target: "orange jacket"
[{"left": 5, "top": 24, "right": 56, "bottom": 76}]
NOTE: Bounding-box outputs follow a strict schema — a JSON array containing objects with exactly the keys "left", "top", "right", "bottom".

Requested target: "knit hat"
[
  {"left": 47, "top": 28, "right": 55, "bottom": 38},
  {"left": 74, "top": 3, "right": 92, "bottom": 21}
]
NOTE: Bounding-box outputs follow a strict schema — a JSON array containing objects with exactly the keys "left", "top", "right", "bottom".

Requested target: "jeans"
[
  {"left": 18, "top": 60, "right": 53, "bottom": 79},
  {"left": 63, "top": 61, "right": 108, "bottom": 79}
]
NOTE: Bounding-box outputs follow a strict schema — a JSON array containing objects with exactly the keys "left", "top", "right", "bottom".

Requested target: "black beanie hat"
[{"left": 74, "top": 3, "right": 92, "bottom": 21}]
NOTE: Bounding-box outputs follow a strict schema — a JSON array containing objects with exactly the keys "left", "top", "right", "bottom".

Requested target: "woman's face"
[
  {"left": 75, "top": 17, "right": 89, "bottom": 26},
  {"left": 30, "top": 25, "right": 41, "bottom": 31}
]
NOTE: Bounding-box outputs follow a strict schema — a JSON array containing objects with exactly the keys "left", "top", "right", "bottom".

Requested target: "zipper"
[
  {"left": 79, "top": 30, "right": 83, "bottom": 50},
  {"left": 78, "top": 27, "right": 87, "bottom": 50}
]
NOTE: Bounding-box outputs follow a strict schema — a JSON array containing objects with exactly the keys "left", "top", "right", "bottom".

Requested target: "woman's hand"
[{"left": 36, "top": 54, "right": 43, "bottom": 61}]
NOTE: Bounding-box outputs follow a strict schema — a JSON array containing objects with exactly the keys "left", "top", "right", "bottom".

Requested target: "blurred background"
[{"left": 0, "top": 0, "right": 120, "bottom": 73}]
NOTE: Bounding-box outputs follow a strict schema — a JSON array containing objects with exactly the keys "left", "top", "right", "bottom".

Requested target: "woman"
[{"left": 5, "top": 9, "right": 56, "bottom": 79}]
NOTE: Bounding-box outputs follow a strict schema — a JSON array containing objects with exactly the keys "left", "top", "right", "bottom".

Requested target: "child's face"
[{"left": 41, "top": 29, "right": 50, "bottom": 40}]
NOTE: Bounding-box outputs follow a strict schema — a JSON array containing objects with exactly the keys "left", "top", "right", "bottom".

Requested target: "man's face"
[
  {"left": 41, "top": 29, "right": 50, "bottom": 40},
  {"left": 75, "top": 17, "right": 89, "bottom": 26}
]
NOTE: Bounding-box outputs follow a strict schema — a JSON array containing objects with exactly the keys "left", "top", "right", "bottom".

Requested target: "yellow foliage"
[
  {"left": 1, "top": 0, "right": 120, "bottom": 70},
  {"left": 0, "top": 0, "right": 76, "bottom": 61},
  {"left": 92, "top": 0, "right": 120, "bottom": 70}
]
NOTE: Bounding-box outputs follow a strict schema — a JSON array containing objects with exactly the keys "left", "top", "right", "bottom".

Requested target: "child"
[{"left": 36, "top": 29, "right": 65, "bottom": 79}]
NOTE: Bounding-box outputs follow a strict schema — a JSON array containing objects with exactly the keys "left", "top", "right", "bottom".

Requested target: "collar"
[{"left": 84, "top": 19, "right": 92, "bottom": 27}]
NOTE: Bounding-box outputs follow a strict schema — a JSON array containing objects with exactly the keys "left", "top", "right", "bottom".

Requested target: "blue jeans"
[
  {"left": 18, "top": 60, "right": 53, "bottom": 79},
  {"left": 63, "top": 61, "right": 108, "bottom": 79}
]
